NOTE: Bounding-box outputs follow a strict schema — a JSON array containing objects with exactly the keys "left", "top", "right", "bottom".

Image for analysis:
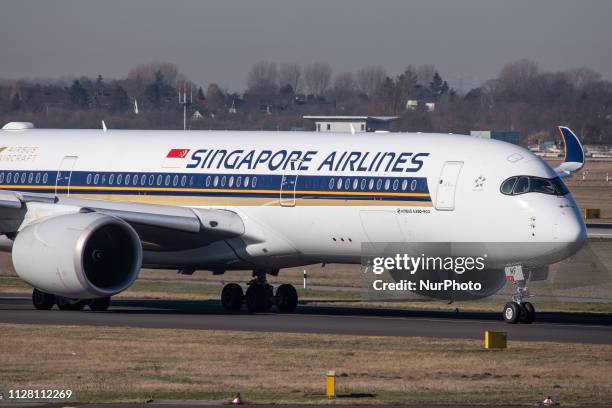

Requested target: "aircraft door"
[
  {"left": 55, "top": 155, "right": 78, "bottom": 196},
  {"left": 435, "top": 161, "right": 463, "bottom": 210},
  {"left": 279, "top": 160, "right": 302, "bottom": 207}
]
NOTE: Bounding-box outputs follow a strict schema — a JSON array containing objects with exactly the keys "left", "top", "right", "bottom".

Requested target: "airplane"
[{"left": 0, "top": 121, "right": 586, "bottom": 323}]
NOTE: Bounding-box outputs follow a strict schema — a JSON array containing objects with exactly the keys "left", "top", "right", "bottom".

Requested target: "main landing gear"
[
  {"left": 31, "top": 288, "right": 111, "bottom": 311},
  {"left": 502, "top": 272, "right": 536, "bottom": 324},
  {"left": 221, "top": 270, "right": 298, "bottom": 313}
]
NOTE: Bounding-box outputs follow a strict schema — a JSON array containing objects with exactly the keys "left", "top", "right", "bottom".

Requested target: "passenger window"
[
  {"left": 213, "top": 176, "right": 219, "bottom": 187},
  {"left": 206, "top": 176, "right": 211, "bottom": 187},
  {"left": 401, "top": 179, "right": 408, "bottom": 190},
  {"left": 329, "top": 178, "right": 335, "bottom": 189},
  {"left": 344, "top": 178, "right": 350, "bottom": 190},
  {"left": 94, "top": 174, "right": 99, "bottom": 185},
  {"left": 376, "top": 179, "right": 382, "bottom": 190},
  {"left": 229, "top": 176, "right": 234, "bottom": 187},
  {"left": 252, "top": 176, "right": 258, "bottom": 187},
  {"left": 411, "top": 180, "right": 417, "bottom": 191},
  {"left": 368, "top": 179, "right": 374, "bottom": 190},
  {"left": 237, "top": 176, "right": 242, "bottom": 187},
  {"left": 173, "top": 175, "right": 179, "bottom": 186},
  {"left": 125, "top": 174, "right": 131, "bottom": 185},
  {"left": 384, "top": 179, "right": 390, "bottom": 190},
  {"left": 180, "top": 175, "right": 187, "bottom": 186},
  {"left": 42, "top": 173, "right": 48, "bottom": 184},
  {"left": 392, "top": 179, "right": 399, "bottom": 190},
  {"left": 500, "top": 177, "right": 517, "bottom": 195},
  {"left": 164, "top": 174, "right": 170, "bottom": 186},
  {"left": 140, "top": 174, "right": 146, "bottom": 186},
  {"left": 156, "top": 175, "right": 162, "bottom": 186},
  {"left": 101, "top": 174, "right": 107, "bottom": 184},
  {"left": 189, "top": 176, "right": 194, "bottom": 186},
  {"left": 28, "top": 173, "right": 33, "bottom": 184},
  {"left": 117, "top": 174, "right": 123, "bottom": 184},
  {"left": 133, "top": 175, "right": 139, "bottom": 186},
  {"left": 337, "top": 178, "right": 343, "bottom": 190},
  {"left": 109, "top": 174, "right": 115, "bottom": 185},
  {"left": 87, "top": 174, "right": 92, "bottom": 185},
  {"left": 20, "top": 173, "right": 26, "bottom": 183},
  {"left": 352, "top": 179, "right": 359, "bottom": 190},
  {"left": 360, "top": 179, "right": 366, "bottom": 190},
  {"left": 7, "top": 173, "right": 12, "bottom": 183},
  {"left": 221, "top": 176, "right": 226, "bottom": 187},
  {"left": 148, "top": 175, "right": 154, "bottom": 185},
  {"left": 513, "top": 176, "right": 529, "bottom": 194},
  {"left": 0, "top": 173, "right": 4, "bottom": 183}
]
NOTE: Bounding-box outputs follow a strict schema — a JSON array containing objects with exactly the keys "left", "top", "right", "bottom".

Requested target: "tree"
[
  {"left": 69, "top": 80, "right": 90, "bottom": 108},
  {"left": 197, "top": 87, "right": 205, "bottom": 100},
  {"left": 206, "top": 83, "right": 225, "bottom": 112},
  {"left": 429, "top": 72, "right": 449, "bottom": 100},
  {"left": 110, "top": 85, "right": 129, "bottom": 113},
  {"left": 331, "top": 72, "right": 357, "bottom": 101},
  {"left": 356, "top": 65, "right": 386, "bottom": 96},
  {"left": 93, "top": 74, "right": 105, "bottom": 109},
  {"left": 304, "top": 62, "right": 332, "bottom": 97},
  {"left": 10, "top": 92, "right": 21, "bottom": 111},
  {"left": 416, "top": 65, "right": 436, "bottom": 87},
  {"left": 279, "top": 63, "right": 301, "bottom": 93},
  {"left": 246, "top": 61, "right": 278, "bottom": 97}
]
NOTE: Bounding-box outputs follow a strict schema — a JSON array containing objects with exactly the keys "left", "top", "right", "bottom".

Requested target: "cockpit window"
[
  {"left": 500, "top": 177, "right": 517, "bottom": 194},
  {"left": 500, "top": 176, "right": 569, "bottom": 196},
  {"left": 513, "top": 176, "right": 530, "bottom": 194}
]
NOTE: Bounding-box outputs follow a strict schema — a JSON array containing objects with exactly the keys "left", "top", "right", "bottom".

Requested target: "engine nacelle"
[{"left": 12, "top": 212, "right": 142, "bottom": 299}]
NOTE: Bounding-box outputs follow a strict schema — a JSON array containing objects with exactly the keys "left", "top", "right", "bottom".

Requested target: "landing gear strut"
[
  {"left": 220, "top": 270, "right": 299, "bottom": 313},
  {"left": 503, "top": 267, "right": 536, "bottom": 324}
]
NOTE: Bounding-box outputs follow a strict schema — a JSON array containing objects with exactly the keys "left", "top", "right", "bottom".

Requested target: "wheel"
[
  {"left": 32, "top": 289, "right": 55, "bottom": 310},
  {"left": 520, "top": 302, "right": 535, "bottom": 324},
  {"left": 503, "top": 302, "right": 520, "bottom": 324},
  {"left": 221, "top": 283, "right": 244, "bottom": 312},
  {"left": 89, "top": 297, "right": 111, "bottom": 311},
  {"left": 245, "top": 284, "right": 273, "bottom": 313},
  {"left": 275, "top": 284, "right": 298, "bottom": 313},
  {"left": 56, "top": 297, "right": 86, "bottom": 311}
]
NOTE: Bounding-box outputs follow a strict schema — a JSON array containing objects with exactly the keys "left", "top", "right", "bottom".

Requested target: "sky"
[{"left": 1, "top": 0, "right": 611, "bottom": 92}]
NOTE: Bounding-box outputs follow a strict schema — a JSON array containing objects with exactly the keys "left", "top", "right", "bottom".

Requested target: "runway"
[{"left": 0, "top": 296, "right": 611, "bottom": 344}]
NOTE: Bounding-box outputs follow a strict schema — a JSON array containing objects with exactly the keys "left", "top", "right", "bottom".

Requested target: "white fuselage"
[{"left": 0, "top": 129, "right": 586, "bottom": 271}]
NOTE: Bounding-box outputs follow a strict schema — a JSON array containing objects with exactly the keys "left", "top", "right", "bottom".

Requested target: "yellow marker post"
[
  {"left": 484, "top": 331, "right": 507, "bottom": 349},
  {"left": 326, "top": 370, "right": 336, "bottom": 398}
]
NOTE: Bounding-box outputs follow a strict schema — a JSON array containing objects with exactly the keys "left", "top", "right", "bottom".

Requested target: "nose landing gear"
[{"left": 503, "top": 267, "right": 536, "bottom": 324}]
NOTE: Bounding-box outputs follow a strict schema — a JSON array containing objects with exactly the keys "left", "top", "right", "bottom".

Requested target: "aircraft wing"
[
  {"left": 553, "top": 126, "right": 585, "bottom": 178},
  {"left": 0, "top": 191, "right": 245, "bottom": 251}
]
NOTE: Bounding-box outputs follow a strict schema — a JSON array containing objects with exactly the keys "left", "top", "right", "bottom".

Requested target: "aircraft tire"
[
  {"left": 520, "top": 301, "right": 535, "bottom": 324},
  {"left": 56, "top": 296, "right": 86, "bottom": 311},
  {"left": 89, "top": 296, "right": 111, "bottom": 311},
  {"left": 275, "top": 284, "right": 298, "bottom": 313},
  {"left": 503, "top": 302, "right": 520, "bottom": 324},
  {"left": 246, "top": 283, "right": 273, "bottom": 313},
  {"left": 32, "top": 289, "right": 55, "bottom": 310},
  {"left": 221, "top": 283, "right": 244, "bottom": 312}
]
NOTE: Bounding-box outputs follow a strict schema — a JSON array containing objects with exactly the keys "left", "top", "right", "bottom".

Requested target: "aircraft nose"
[{"left": 552, "top": 204, "right": 587, "bottom": 255}]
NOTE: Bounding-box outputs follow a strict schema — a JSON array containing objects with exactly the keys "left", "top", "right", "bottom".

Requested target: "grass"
[{"left": 0, "top": 323, "right": 611, "bottom": 405}]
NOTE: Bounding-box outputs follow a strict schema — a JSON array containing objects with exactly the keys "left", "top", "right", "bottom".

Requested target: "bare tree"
[
  {"left": 246, "top": 61, "right": 278, "bottom": 95},
  {"left": 564, "top": 67, "right": 602, "bottom": 91},
  {"left": 332, "top": 72, "right": 357, "bottom": 101},
  {"left": 416, "top": 65, "right": 436, "bottom": 87},
  {"left": 128, "top": 62, "right": 182, "bottom": 85},
  {"left": 356, "top": 65, "right": 386, "bottom": 96},
  {"left": 499, "top": 59, "right": 540, "bottom": 88},
  {"left": 279, "top": 63, "right": 301, "bottom": 93},
  {"left": 304, "top": 62, "right": 332, "bottom": 96}
]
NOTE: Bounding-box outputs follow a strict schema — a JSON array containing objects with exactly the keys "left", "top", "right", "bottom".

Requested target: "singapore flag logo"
[{"left": 163, "top": 148, "right": 191, "bottom": 168}]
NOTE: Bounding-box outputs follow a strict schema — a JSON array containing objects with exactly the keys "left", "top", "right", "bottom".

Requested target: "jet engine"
[{"left": 12, "top": 212, "right": 142, "bottom": 299}]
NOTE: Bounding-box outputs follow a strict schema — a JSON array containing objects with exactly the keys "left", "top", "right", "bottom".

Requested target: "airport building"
[
  {"left": 304, "top": 115, "right": 399, "bottom": 133},
  {"left": 470, "top": 130, "right": 521, "bottom": 145}
]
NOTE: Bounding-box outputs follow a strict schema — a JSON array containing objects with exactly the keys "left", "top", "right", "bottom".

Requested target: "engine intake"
[{"left": 12, "top": 212, "right": 142, "bottom": 299}]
